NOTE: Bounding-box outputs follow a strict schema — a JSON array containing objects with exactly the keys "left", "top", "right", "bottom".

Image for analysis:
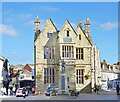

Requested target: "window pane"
[
  {"left": 49, "top": 48, "right": 51, "bottom": 59},
  {"left": 81, "top": 54, "right": 83, "bottom": 59},
  {"left": 47, "top": 34, "right": 49, "bottom": 38},
  {"left": 77, "top": 76, "right": 78, "bottom": 84},
  {"left": 50, "top": 68, "right": 51, "bottom": 75},
  {"left": 47, "top": 53, "right": 49, "bottom": 59},
  {"left": 50, "top": 77, "right": 51, "bottom": 83},
  {"left": 76, "top": 49, "right": 78, "bottom": 53},
  {"left": 67, "top": 31, "right": 69, "bottom": 37},
  {"left": 81, "top": 48, "right": 83, "bottom": 53},
  {"left": 62, "top": 52, "right": 64, "bottom": 57},
  {"left": 69, "top": 46, "right": 71, "bottom": 51},
  {"left": 69, "top": 52, "right": 71, "bottom": 57},
  {"left": 44, "top": 69, "right": 46, "bottom": 75},
  {"left": 53, "top": 76, "right": 54, "bottom": 83},
  {"left": 76, "top": 70, "right": 78, "bottom": 75},
  {"left": 53, "top": 69, "right": 54, "bottom": 75},
  {"left": 79, "top": 35, "right": 81, "bottom": 40},
  {"left": 44, "top": 76, "right": 46, "bottom": 84},
  {"left": 62, "top": 46, "right": 64, "bottom": 50},
  {"left": 65, "top": 52, "right": 66, "bottom": 57},
  {"left": 50, "top": 34, "right": 52, "bottom": 38},
  {"left": 47, "top": 69, "right": 49, "bottom": 75},
  {"left": 52, "top": 48, "right": 54, "bottom": 59},
  {"left": 47, "top": 76, "right": 49, "bottom": 83}
]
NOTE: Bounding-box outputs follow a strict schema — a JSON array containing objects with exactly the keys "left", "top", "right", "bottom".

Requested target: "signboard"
[{"left": 63, "top": 38, "right": 72, "bottom": 42}]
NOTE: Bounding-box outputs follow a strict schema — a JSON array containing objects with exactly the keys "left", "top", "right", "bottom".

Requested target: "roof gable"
[
  {"left": 60, "top": 19, "right": 77, "bottom": 36},
  {"left": 76, "top": 25, "right": 92, "bottom": 46},
  {"left": 23, "top": 64, "right": 32, "bottom": 72}
]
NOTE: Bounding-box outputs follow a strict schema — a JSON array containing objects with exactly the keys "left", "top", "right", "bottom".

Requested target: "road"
[{"left": 0, "top": 90, "right": 120, "bottom": 102}]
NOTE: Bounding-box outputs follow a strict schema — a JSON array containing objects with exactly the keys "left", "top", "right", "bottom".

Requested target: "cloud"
[
  {"left": 3, "top": 10, "right": 11, "bottom": 15},
  {"left": 100, "top": 22, "right": 118, "bottom": 30},
  {"left": 83, "top": 19, "right": 97, "bottom": 25},
  {"left": 40, "top": 6, "right": 59, "bottom": 11},
  {"left": 25, "top": 20, "right": 34, "bottom": 25},
  {"left": 7, "top": 55, "right": 32, "bottom": 64},
  {"left": 5, "top": 18, "right": 14, "bottom": 22},
  {"left": 0, "top": 24, "right": 19, "bottom": 37},
  {"left": 17, "top": 14, "right": 32, "bottom": 19},
  {"left": 25, "top": 19, "right": 46, "bottom": 30},
  {"left": 12, "top": 52, "right": 19, "bottom": 55}
]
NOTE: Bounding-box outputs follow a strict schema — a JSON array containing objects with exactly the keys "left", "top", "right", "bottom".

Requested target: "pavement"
[{"left": 0, "top": 90, "right": 120, "bottom": 101}]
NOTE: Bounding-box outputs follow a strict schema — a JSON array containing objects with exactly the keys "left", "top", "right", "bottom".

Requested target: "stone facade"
[{"left": 34, "top": 16, "right": 101, "bottom": 93}]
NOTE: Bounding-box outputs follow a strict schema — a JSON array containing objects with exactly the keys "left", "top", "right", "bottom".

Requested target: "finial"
[
  {"left": 87, "top": 17, "right": 89, "bottom": 21},
  {"left": 36, "top": 15, "right": 38, "bottom": 18},
  {"left": 79, "top": 20, "right": 81, "bottom": 24}
]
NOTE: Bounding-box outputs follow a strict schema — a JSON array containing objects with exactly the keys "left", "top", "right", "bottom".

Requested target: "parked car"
[
  {"left": 45, "top": 86, "right": 58, "bottom": 96},
  {"left": 16, "top": 88, "right": 28, "bottom": 97}
]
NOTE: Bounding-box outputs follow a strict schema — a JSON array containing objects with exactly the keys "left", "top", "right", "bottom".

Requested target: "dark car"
[{"left": 45, "top": 86, "right": 58, "bottom": 96}]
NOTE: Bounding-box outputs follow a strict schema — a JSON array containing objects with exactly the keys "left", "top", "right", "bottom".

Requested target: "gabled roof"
[
  {"left": 77, "top": 25, "right": 92, "bottom": 46},
  {"left": 49, "top": 18, "right": 58, "bottom": 31},
  {"left": 63, "top": 19, "right": 78, "bottom": 36},
  {"left": 23, "top": 64, "right": 32, "bottom": 72}
]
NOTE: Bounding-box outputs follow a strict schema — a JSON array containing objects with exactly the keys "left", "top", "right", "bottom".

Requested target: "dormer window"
[
  {"left": 47, "top": 33, "right": 52, "bottom": 38},
  {"left": 67, "top": 31, "right": 69, "bottom": 37}
]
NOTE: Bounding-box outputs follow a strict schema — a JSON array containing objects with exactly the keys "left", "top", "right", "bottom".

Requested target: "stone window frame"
[
  {"left": 44, "top": 68, "right": 55, "bottom": 84},
  {"left": 76, "top": 48, "right": 84, "bottom": 60},
  {"left": 44, "top": 46, "right": 55, "bottom": 59},
  {"left": 76, "top": 69, "right": 84, "bottom": 84},
  {"left": 62, "top": 45, "right": 74, "bottom": 58}
]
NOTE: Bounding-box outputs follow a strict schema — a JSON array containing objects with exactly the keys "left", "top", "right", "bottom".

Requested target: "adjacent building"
[
  {"left": 101, "top": 60, "right": 120, "bottom": 90},
  {"left": 34, "top": 16, "right": 101, "bottom": 93},
  {"left": 0, "top": 56, "right": 9, "bottom": 95}
]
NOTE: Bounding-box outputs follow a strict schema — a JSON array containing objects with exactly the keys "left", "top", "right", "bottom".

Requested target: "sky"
[{"left": 1, "top": 2, "right": 118, "bottom": 65}]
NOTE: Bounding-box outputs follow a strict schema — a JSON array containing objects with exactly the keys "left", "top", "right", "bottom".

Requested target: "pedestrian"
[
  {"left": 10, "top": 87, "right": 13, "bottom": 95},
  {"left": 32, "top": 87, "right": 35, "bottom": 95},
  {"left": 116, "top": 84, "right": 119, "bottom": 95},
  {"left": 96, "top": 85, "right": 99, "bottom": 94},
  {"left": 3, "top": 87, "right": 6, "bottom": 95},
  {"left": 8, "top": 88, "right": 10, "bottom": 96},
  {"left": 1, "top": 87, "right": 4, "bottom": 96},
  {"left": 13, "top": 87, "right": 15, "bottom": 95}
]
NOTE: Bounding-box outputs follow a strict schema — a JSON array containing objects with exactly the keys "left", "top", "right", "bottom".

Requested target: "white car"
[{"left": 16, "top": 88, "right": 28, "bottom": 97}]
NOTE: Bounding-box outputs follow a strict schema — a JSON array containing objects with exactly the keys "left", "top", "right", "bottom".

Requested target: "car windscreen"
[
  {"left": 47, "top": 87, "right": 53, "bottom": 91},
  {"left": 17, "top": 89, "right": 23, "bottom": 91}
]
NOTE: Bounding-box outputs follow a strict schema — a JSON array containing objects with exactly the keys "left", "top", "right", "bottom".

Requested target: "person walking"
[
  {"left": 116, "top": 84, "right": 119, "bottom": 95},
  {"left": 96, "top": 85, "right": 99, "bottom": 94},
  {"left": 32, "top": 87, "right": 35, "bottom": 95}
]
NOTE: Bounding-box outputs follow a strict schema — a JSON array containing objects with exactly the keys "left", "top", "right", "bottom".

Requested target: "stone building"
[{"left": 34, "top": 16, "right": 101, "bottom": 93}]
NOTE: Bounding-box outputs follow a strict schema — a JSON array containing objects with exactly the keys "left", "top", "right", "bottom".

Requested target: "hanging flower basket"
[
  {"left": 85, "top": 74, "right": 91, "bottom": 80},
  {"left": 37, "top": 74, "right": 42, "bottom": 78}
]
